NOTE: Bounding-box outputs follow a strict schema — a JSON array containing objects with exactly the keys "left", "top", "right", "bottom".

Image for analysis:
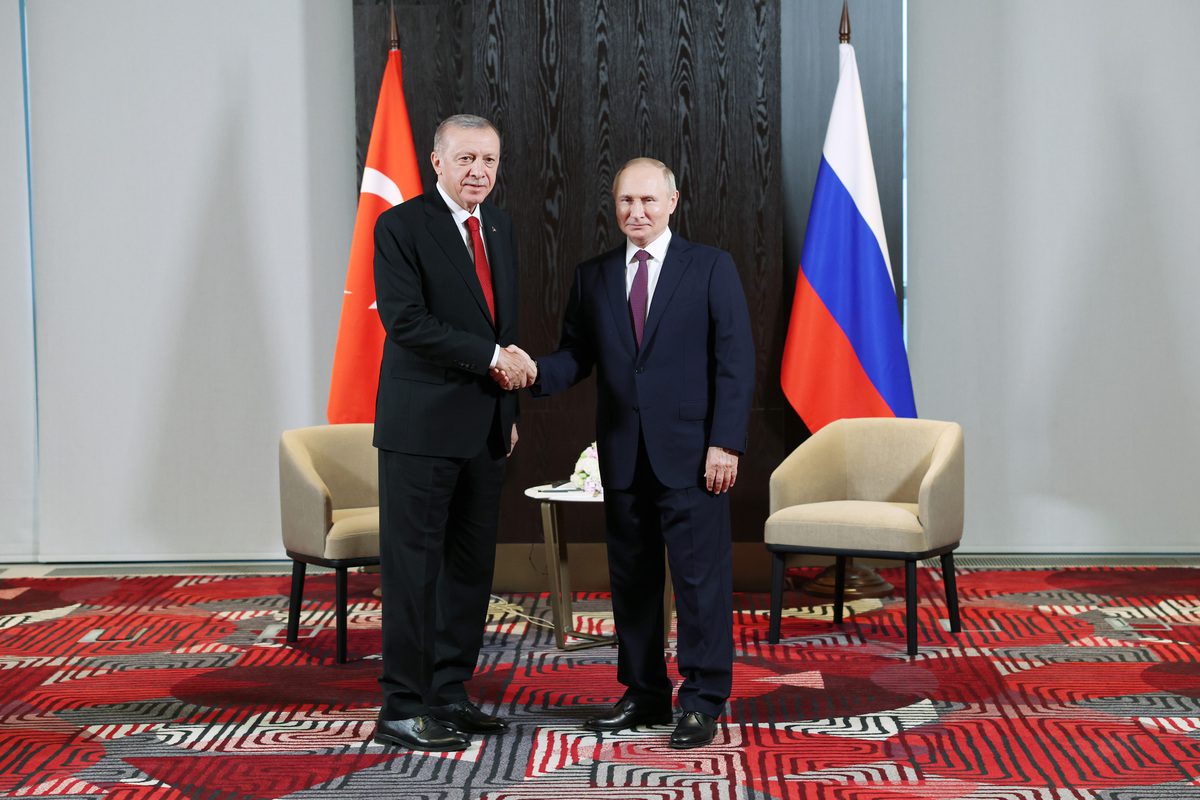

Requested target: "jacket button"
[{"left": 633, "top": 405, "right": 639, "bottom": 412}]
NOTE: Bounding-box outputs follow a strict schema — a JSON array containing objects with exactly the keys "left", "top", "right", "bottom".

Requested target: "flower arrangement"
[{"left": 570, "top": 442, "right": 602, "bottom": 497}]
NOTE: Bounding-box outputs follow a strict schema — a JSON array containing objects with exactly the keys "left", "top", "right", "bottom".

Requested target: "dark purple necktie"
[{"left": 629, "top": 249, "right": 650, "bottom": 346}]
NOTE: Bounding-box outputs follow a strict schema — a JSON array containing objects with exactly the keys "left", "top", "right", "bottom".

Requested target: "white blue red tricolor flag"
[{"left": 780, "top": 42, "right": 916, "bottom": 432}]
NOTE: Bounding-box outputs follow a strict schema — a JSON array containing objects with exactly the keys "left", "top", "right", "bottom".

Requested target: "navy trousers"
[{"left": 602, "top": 439, "right": 734, "bottom": 718}]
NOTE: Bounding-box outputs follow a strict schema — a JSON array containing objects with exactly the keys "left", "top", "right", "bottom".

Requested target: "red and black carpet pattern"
[{"left": 2, "top": 566, "right": 1200, "bottom": 798}]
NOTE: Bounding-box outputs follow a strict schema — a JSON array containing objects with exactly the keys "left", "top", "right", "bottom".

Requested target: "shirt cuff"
[{"left": 490, "top": 345, "right": 500, "bottom": 368}]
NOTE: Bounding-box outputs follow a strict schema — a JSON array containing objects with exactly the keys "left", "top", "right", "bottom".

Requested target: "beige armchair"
[
  {"left": 279, "top": 424, "right": 379, "bottom": 663},
  {"left": 765, "top": 418, "right": 964, "bottom": 656}
]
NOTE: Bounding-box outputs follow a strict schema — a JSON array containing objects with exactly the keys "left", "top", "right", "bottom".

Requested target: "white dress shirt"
[
  {"left": 624, "top": 228, "right": 672, "bottom": 308},
  {"left": 435, "top": 181, "right": 498, "bottom": 366},
  {"left": 436, "top": 181, "right": 492, "bottom": 261}
]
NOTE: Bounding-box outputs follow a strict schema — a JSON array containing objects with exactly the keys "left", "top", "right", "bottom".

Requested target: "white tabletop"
[{"left": 524, "top": 483, "right": 605, "bottom": 503}]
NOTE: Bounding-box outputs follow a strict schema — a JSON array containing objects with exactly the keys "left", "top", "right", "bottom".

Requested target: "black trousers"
[
  {"left": 603, "top": 439, "right": 734, "bottom": 719},
  {"left": 377, "top": 444, "right": 506, "bottom": 720}
]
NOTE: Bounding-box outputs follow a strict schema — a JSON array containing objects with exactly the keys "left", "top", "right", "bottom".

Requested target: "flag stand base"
[{"left": 795, "top": 558, "right": 894, "bottom": 599}]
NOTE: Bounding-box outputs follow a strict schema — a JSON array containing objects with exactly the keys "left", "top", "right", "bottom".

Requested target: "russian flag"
[{"left": 780, "top": 42, "right": 916, "bottom": 432}]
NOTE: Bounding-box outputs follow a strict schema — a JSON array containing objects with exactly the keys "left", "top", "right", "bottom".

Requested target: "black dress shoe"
[
  {"left": 373, "top": 716, "right": 469, "bottom": 752},
  {"left": 582, "top": 698, "right": 673, "bottom": 732},
  {"left": 429, "top": 701, "right": 509, "bottom": 735},
  {"left": 670, "top": 711, "right": 717, "bottom": 749}
]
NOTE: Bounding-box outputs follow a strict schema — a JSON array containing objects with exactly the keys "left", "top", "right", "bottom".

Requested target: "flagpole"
[
  {"left": 389, "top": 0, "right": 399, "bottom": 51},
  {"left": 794, "top": 0, "right": 895, "bottom": 603}
]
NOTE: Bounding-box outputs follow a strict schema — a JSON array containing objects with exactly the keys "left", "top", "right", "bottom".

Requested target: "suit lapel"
[
  {"left": 640, "top": 234, "right": 690, "bottom": 355},
  {"left": 424, "top": 192, "right": 495, "bottom": 330},
  {"left": 479, "top": 204, "right": 510, "bottom": 333},
  {"left": 603, "top": 248, "right": 637, "bottom": 358}
]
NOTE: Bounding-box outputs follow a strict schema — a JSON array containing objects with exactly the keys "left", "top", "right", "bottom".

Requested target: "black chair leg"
[
  {"left": 287, "top": 560, "right": 305, "bottom": 643},
  {"left": 768, "top": 552, "right": 785, "bottom": 644},
  {"left": 335, "top": 566, "right": 349, "bottom": 664},
  {"left": 905, "top": 559, "right": 918, "bottom": 656},
  {"left": 941, "top": 552, "right": 961, "bottom": 633},
  {"left": 832, "top": 555, "right": 848, "bottom": 624}
]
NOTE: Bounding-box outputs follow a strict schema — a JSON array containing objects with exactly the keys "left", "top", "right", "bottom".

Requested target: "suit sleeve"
[
  {"left": 531, "top": 265, "right": 596, "bottom": 396},
  {"left": 707, "top": 252, "right": 756, "bottom": 452},
  {"left": 373, "top": 211, "right": 496, "bottom": 375}
]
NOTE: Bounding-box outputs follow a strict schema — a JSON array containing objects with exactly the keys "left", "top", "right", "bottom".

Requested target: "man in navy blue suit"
[{"left": 514, "top": 157, "right": 755, "bottom": 749}]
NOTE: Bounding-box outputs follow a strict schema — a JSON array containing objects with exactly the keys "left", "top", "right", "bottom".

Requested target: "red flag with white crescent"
[{"left": 327, "top": 47, "right": 422, "bottom": 423}]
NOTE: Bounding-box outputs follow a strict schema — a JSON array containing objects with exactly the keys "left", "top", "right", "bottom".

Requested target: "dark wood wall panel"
[{"left": 353, "top": 0, "right": 782, "bottom": 544}]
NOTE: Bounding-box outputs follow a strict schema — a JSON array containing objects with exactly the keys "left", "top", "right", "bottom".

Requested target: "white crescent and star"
[{"left": 345, "top": 167, "right": 406, "bottom": 309}]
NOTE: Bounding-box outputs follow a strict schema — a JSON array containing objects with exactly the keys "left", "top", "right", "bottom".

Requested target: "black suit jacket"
[
  {"left": 372, "top": 190, "right": 519, "bottom": 457},
  {"left": 534, "top": 234, "right": 755, "bottom": 490}
]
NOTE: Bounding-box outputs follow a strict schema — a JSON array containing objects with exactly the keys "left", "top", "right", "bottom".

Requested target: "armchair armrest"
[
  {"left": 917, "top": 423, "right": 965, "bottom": 550},
  {"left": 279, "top": 433, "right": 333, "bottom": 558}
]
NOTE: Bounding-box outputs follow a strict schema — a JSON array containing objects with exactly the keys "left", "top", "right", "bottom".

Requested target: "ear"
[
  {"left": 666, "top": 191, "right": 680, "bottom": 214},
  {"left": 430, "top": 151, "right": 441, "bottom": 173}
]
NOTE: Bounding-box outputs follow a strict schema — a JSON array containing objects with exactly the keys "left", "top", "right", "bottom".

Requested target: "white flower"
[{"left": 570, "top": 442, "right": 602, "bottom": 496}]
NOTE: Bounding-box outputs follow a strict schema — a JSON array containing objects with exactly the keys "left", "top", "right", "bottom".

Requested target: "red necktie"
[{"left": 465, "top": 217, "right": 495, "bottom": 322}]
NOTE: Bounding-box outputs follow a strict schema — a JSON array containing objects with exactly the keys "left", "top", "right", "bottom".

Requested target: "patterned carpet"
[{"left": 2, "top": 566, "right": 1200, "bottom": 799}]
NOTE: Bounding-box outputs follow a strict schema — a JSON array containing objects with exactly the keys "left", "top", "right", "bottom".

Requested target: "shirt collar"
[
  {"left": 625, "top": 228, "right": 672, "bottom": 266},
  {"left": 436, "top": 181, "right": 482, "bottom": 228}
]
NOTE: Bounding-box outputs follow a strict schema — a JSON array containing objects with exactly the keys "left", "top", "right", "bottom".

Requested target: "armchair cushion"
[
  {"left": 327, "top": 507, "right": 380, "bottom": 560},
  {"left": 765, "top": 500, "right": 924, "bottom": 553}
]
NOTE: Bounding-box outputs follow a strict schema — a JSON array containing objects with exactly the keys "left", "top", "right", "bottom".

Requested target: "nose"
[{"left": 630, "top": 200, "right": 645, "bottom": 218}]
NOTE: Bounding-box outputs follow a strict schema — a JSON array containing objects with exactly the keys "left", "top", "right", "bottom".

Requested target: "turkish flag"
[{"left": 327, "top": 48, "right": 422, "bottom": 423}]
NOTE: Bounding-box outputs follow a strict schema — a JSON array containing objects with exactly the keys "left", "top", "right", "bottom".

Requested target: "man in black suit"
[
  {"left": 371, "top": 114, "right": 534, "bottom": 752},
  {"left": 523, "top": 158, "right": 755, "bottom": 749}
]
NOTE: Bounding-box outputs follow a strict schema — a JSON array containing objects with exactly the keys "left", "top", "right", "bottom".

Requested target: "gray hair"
[
  {"left": 612, "top": 157, "right": 677, "bottom": 195},
  {"left": 433, "top": 114, "right": 499, "bottom": 153}
]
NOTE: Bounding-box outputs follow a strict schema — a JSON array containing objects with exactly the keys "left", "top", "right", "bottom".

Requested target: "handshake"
[{"left": 489, "top": 344, "right": 537, "bottom": 391}]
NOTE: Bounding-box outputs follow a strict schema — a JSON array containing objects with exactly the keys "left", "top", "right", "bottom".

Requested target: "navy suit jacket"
[
  {"left": 372, "top": 190, "right": 519, "bottom": 457},
  {"left": 534, "top": 234, "right": 755, "bottom": 490}
]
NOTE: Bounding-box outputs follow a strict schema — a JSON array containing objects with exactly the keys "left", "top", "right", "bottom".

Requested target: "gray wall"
[
  {"left": 908, "top": 0, "right": 1200, "bottom": 552},
  {"left": 6, "top": 1, "right": 356, "bottom": 560},
  {"left": 0, "top": 0, "right": 35, "bottom": 559}
]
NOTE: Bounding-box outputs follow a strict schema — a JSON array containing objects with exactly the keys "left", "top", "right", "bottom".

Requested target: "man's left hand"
[{"left": 704, "top": 446, "right": 739, "bottom": 494}]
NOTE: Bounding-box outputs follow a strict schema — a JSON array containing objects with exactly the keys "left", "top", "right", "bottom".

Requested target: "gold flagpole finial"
[{"left": 839, "top": 0, "right": 851, "bottom": 44}]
